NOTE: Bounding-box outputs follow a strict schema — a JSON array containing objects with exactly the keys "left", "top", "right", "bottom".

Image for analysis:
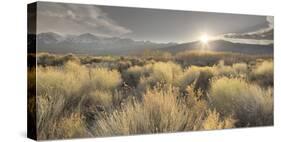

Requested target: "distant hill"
[
  {"left": 34, "top": 32, "right": 273, "bottom": 56},
  {"left": 36, "top": 32, "right": 177, "bottom": 55},
  {"left": 160, "top": 40, "right": 273, "bottom": 55}
]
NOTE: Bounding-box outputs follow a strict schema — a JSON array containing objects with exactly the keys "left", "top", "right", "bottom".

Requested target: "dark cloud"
[{"left": 223, "top": 16, "right": 274, "bottom": 40}]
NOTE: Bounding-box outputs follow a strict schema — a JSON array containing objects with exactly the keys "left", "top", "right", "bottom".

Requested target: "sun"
[{"left": 200, "top": 34, "right": 209, "bottom": 44}]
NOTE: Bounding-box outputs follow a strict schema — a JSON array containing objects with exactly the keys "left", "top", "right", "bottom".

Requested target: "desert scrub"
[
  {"left": 88, "top": 90, "right": 113, "bottom": 109},
  {"left": 137, "top": 62, "right": 182, "bottom": 91},
  {"left": 149, "top": 61, "right": 182, "bottom": 84},
  {"left": 214, "top": 60, "right": 237, "bottom": 77},
  {"left": 36, "top": 61, "right": 122, "bottom": 139},
  {"left": 123, "top": 64, "right": 153, "bottom": 87},
  {"left": 61, "top": 53, "right": 80, "bottom": 64},
  {"left": 175, "top": 50, "right": 256, "bottom": 67},
  {"left": 175, "top": 51, "right": 227, "bottom": 66},
  {"left": 37, "top": 53, "right": 80, "bottom": 66},
  {"left": 36, "top": 63, "right": 88, "bottom": 139},
  {"left": 48, "top": 113, "right": 90, "bottom": 139},
  {"left": 93, "top": 85, "right": 235, "bottom": 136},
  {"left": 209, "top": 77, "right": 273, "bottom": 127},
  {"left": 37, "top": 52, "right": 60, "bottom": 66},
  {"left": 232, "top": 62, "right": 248, "bottom": 75},
  {"left": 175, "top": 62, "right": 248, "bottom": 92},
  {"left": 250, "top": 60, "right": 273, "bottom": 86},
  {"left": 176, "top": 66, "right": 214, "bottom": 91},
  {"left": 202, "top": 110, "right": 236, "bottom": 130},
  {"left": 88, "top": 67, "right": 122, "bottom": 90}
]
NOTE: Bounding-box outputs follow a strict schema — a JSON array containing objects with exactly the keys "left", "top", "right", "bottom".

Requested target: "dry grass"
[
  {"left": 47, "top": 113, "right": 90, "bottom": 139},
  {"left": 88, "top": 90, "right": 113, "bottom": 108},
  {"left": 34, "top": 52, "right": 273, "bottom": 139},
  {"left": 209, "top": 77, "right": 273, "bottom": 126},
  {"left": 176, "top": 66, "right": 213, "bottom": 91},
  {"left": 126, "top": 62, "right": 182, "bottom": 92},
  {"left": 202, "top": 110, "right": 236, "bottom": 130},
  {"left": 93, "top": 85, "right": 235, "bottom": 136},
  {"left": 250, "top": 60, "right": 273, "bottom": 86},
  {"left": 232, "top": 62, "right": 248, "bottom": 74},
  {"left": 88, "top": 68, "right": 122, "bottom": 90},
  {"left": 36, "top": 61, "right": 122, "bottom": 139},
  {"left": 175, "top": 50, "right": 257, "bottom": 67}
]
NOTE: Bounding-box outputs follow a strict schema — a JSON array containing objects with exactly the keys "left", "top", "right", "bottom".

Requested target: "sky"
[{"left": 37, "top": 2, "right": 273, "bottom": 43}]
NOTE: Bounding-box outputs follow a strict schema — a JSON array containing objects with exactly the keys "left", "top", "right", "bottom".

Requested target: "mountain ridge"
[
  {"left": 160, "top": 39, "right": 273, "bottom": 55},
  {"left": 36, "top": 32, "right": 177, "bottom": 55},
  {"left": 34, "top": 32, "right": 273, "bottom": 55}
]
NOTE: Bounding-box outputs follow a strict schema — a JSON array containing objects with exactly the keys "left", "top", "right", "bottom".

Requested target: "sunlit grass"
[{"left": 32, "top": 52, "right": 273, "bottom": 139}]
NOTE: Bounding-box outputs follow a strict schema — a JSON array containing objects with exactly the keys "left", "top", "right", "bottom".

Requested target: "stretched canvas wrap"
[{"left": 27, "top": 1, "right": 274, "bottom": 140}]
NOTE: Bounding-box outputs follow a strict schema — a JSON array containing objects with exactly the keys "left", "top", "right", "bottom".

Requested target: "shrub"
[
  {"left": 176, "top": 66, "right": 214, "bottom": 91},
  {"left": 36, "top": 64, "right": 87, "bottom": 139},
  {"left": 142, "top": 50, "right": 172, "bottom": 61},
  {"left": 232, "top": 62, "right": 248, "bottom": 74},
  {"left": 61, "top": 53, "right": 80, "bottom": 64},
  {"left": 209, "top": 77, "right": 273, "bottom": 127},
  {"left": 175, "top": 50, "right": 258, "bottom": 67},
  {"left": 202, "top": 110, "right": 236, "bottom": 130},
  {"left": 88, "top": 90, "right": 113, "bottom": 108},
  {"left": 37, "top": 53, "right": 61, "bottom": 66},
  {"left": 176, "top": 66, "right": 200, "bottom": 90},
  {"left": 194, "top": 68, "right": 214, "bottom": 94},
  {"left": 137, "top": 62, "right": 182, "bottom": 91},
  {"left": 93, "top": 85, "right": 235, "bottom": 136},
  {"left": 36, "top": 61, "right": 122, "bottom": 139},
  {"left": 37, "top": 53, "right": 81, "bottom": 66},
  {"left": 35, "top": 52, "right": 273, "bottom": 139},
  {"left": 250, "top": 60, "right": 273, "bottom": 86},
  {"left": 176, "top": 51, "right": 225, "bottom": 66},
  {"left": 89, "top": 68, "right": 122, "bottom": 91},
  {"left": 123, "top": 64, "right": 153, "bottom": 87},
  {"left": 48, "top": 113, "right": 90, "bottom": 139},
  {"left": 116, "top": 60, "right": 132, "bottom": 72},
  {"left": 150, "top": 62, "right": 182, "bottom": 84},
  {"left": 175, "top": 62, "right": 248, "bottom": 93},
  {"left": 214, "top": 60, "right": 237, "bottom": 77}
]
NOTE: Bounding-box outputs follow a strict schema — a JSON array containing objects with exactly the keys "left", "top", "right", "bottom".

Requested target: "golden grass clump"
[
  {"left": 88, "top": 90, "right": 113, "bottom": 108},
  {"left": 250, "top": 60, "right": 273, "bottom": 86},
  {"left": 123, "top": 64, "right": 153, "bottom": 86},
  {"left": 48, "top": 113, "right": 90, "bottom": 139},
  {"left": 176, "top": 66, "right": 214, "bottom": 91},
  {"left": 36, "top": 63, "right": 88, "bottom": 139},
  {"left": 137, "top": 62, "right": 183, "bottom": 91},
  {"left": 209, "top": 77, "right": 273, "bottom": 126},
  {"left": 36, "top": 61, "right": 122, "bottom": 139},
  {"left": 232, "top": 62, "right": 248, "bottom": 74},
  {"left": 34, "top": 52, "right": 273, "bottom": 139},
  {"left": 89, "top": 68, "right": 122, "bottom": 91},
  {"left": 93, "top": 85, "right": 235, "bottom": 136},
  {"left": 149, "top": 61, "right": 182, "bottom": 84},
  {"left": 202, "top": 110, "right": 236, "bottom": 130}
]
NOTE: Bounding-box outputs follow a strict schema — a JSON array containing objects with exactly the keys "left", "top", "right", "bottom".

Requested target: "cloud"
[
  {"left": 267, "top": 16, "right": 274, "bottom": 28},
  {"left": 223, "top": 16, "right": 273, "bottom": 41},
  {"left": 37, "top": 2, "right": 131, "bottom": 37}
]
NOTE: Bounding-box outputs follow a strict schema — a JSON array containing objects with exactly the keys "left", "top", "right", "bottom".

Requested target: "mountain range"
[
  {"left": 36, "top": 32, "right": 177, "bottom": 55},
  {"left": 34, "top": 32, "right": 273, "bottom": 55},
  {"left": 162, "top": 40, "right": 273, "bottom": 55}
]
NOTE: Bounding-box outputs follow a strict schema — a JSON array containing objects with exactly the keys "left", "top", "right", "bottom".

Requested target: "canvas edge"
[{"left": 27, "top": 2, "right": 37, "bottom": 140}]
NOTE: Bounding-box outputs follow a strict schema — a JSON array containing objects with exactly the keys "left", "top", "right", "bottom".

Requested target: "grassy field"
[{"left": 28, "top": 51, "right": 273, "bottom": 140}]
